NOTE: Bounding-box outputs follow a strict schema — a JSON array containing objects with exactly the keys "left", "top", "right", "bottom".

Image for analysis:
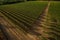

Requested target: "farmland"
[
  {"left": 48, "top": 2, "right": 60, "bottom": 40},
  {"left": 0, "top": 1, "right": 48, "bottom": 33},
  {"left": 0, "top": 1, "right": 60, "bottom": 40}
]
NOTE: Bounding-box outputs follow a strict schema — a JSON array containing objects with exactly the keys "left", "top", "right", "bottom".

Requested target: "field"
[
  {"left": 0, "top": 1, "right": 48, "bottom": 33},
  {"left": 48, "top": 2, "right": 60, "bottom": 40},
  {"left": 49, "top": 2, "right": 60, "bottom": 20},
  {"left": 0, "top": 1, "right": 60, "bottom": 40}
]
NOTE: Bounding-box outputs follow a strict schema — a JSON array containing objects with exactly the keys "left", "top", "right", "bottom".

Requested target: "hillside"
[{"left": 0, "top": 1, "right": 60, "bottom": 40}]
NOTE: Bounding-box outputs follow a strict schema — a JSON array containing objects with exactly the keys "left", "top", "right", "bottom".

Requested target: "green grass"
[{"left": 49, "top": 2, "right": 60, "bottom": 21}]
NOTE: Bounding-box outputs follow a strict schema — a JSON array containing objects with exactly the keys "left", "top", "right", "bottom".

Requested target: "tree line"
[
  {"left": 0, "top": 0, "right": 24, "bottom": 5},
  {"left": 0, "top": 0, "right": 60, "bottom": 5}
]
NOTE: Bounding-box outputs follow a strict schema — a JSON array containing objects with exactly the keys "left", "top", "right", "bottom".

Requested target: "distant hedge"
[
  {"left": 27, "top": 0, "right": 60, "bottom": 1},
  {"left": 0, "top": 0, "right": 60, "bottom": 5},
  {"left": 0, "top": 0, "right": 25, "bottom": 5}
]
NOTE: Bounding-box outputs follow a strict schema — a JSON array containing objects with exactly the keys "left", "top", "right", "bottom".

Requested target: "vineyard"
[{"left": 0, "top": 1, "right": 60, "bottom": 40}]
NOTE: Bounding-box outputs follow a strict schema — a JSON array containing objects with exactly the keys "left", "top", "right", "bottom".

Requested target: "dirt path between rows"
[
  {"left": 0, "top": 12, "right": 32, "bottom": 40},
  {"left": 32, "top": 2, "right": 51, "bottom": 40}
]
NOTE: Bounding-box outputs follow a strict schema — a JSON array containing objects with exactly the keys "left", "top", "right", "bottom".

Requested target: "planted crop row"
[{"left": 0, "top": 2, "right": 48, "bottom": 34}]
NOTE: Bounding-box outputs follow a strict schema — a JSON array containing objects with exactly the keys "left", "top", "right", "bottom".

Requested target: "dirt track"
[{"left": 33, "top": 2, "right": 51, "bottom": 40}]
